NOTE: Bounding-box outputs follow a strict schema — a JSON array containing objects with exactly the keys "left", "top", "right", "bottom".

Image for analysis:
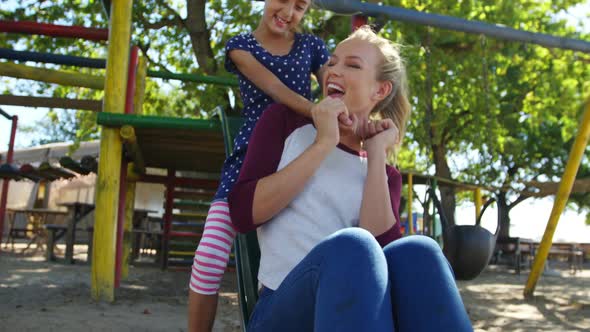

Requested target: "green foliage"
[{"left": 3, "top": 0, "right": 590, "bottom": 219}]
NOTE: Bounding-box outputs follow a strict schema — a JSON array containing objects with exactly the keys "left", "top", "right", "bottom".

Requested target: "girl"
[
  {"left": 188, "top": 0, "right": 345, "bottom": 330},
  {"left": 228, "top": 26, "right": 473, "bottom": 331}
]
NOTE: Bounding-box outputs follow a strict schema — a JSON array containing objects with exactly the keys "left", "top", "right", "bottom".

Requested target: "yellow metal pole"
[
  {"left": 524, "top": 100, "right": 590, "bottom": 298},
  {"left": 91, "top": 0, "right": 134, "bottom": 302},
  {"left": 0, "top": 62, "right": 104, "bottom": 89},
  {"left": 134, "top": 55, "right": 147, "bottom": 114},
  {"left": 474, "top": 188, "right": 482, "bottom": 221},
  {"left": 407, "top": 173, "right": 414, "bottom": 235},
  {"left": 121, "top": 163, "right": 136, "bottom": 280}
]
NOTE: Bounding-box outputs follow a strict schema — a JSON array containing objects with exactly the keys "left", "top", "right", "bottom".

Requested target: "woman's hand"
[
  {"left": 358, "top": 118, "right": 400, "bottom": 159},
  {"left": 311, "top": 97, "right": 349, "bottom": 148}
]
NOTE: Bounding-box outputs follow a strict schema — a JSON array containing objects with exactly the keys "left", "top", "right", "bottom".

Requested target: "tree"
[
  {"left": 3, "top": 0, "right": 590, "bottom": 236},
  {"left": 389, "top": 0, "right": 590, "bottom": 231}
]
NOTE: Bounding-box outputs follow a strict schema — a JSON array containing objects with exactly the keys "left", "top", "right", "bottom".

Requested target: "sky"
[{"left": 1, "top": 1, "right": 590, "bottom": 241}]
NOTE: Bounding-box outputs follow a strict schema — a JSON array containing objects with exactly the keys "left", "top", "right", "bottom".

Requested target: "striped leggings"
[{"left": 189, "top": 200, "right": 236, "bottom": 295}]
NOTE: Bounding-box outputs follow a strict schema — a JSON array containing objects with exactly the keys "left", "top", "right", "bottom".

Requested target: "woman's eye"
[
  {"left": 347, "top": 64, "right": 361, "bottom": 69},
  {"left": 327, "top": 62, "right": 335, "bottom": 67}
]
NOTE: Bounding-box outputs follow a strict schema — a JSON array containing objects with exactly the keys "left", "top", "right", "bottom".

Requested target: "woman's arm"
[
  {"left": 358, "top": 119, "right": 402, "bottom": 243},
  {"left": 229, "top": 98, "right": 346, "bottom": 233},
  {"left": 229, "top": 50, "right": 314, "bottom": 117},
  {"left": 359, "top": 148, "right": 396, "bottom": 235}
]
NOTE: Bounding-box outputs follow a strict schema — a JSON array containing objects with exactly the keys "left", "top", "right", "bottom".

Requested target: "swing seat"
[
  {"left": 216, "top": 107, "right": 260, "bottom": 330},
  {"left": 444, "top": 225, "right": 498, "bottom": 280},
  {"left": 428, "top": 188, "right": 500, "bottom": 280}
]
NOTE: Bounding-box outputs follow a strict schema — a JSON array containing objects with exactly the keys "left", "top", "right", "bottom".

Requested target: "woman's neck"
[{"left": 339, "top": 131, "right": 362, "bottom": 152}]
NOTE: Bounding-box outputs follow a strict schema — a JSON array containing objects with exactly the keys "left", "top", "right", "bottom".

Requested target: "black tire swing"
[{"left": 426, "top": 187, "right": 500, "bottom": 280}]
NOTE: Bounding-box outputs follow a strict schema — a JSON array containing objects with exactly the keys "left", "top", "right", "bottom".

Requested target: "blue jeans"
[{"left": 247, "top": 228, "right": 473, "bottom": 332}]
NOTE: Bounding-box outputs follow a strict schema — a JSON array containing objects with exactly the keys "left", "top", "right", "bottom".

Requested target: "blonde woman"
[{"left": 228, "top": 26, "right": 472, "bottom": 332}]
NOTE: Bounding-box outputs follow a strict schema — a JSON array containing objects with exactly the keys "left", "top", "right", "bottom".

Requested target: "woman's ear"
[{"left": 374, "top": 81, "right": 393, "bottom": 102}]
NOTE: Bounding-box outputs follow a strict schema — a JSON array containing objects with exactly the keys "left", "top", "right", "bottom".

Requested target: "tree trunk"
[
  {"left": 433, "top": 142, "right": 456, "bottom": 226},
  {"left": 185, "top": 0, "right": 217, "bottom": 74},
  {"left": 424, "top": 30, "right": 456, "bottom": 226},
  {"left": 496, "top": 191, "right": 511, "bottom": 239}
]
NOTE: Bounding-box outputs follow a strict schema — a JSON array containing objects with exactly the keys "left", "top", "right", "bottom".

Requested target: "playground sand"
[{"left": 0, "top": 245, "right": 588, "bottom": 331}]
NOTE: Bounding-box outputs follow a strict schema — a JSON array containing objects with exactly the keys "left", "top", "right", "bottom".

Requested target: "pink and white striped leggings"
[{"left": 189, "top": 200, "right": 237, "bottom": 295}]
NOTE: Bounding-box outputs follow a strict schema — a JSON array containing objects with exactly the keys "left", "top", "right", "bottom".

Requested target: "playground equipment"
[
  {"left": 0, "top": 108, "right": 18, "bottom": 246},
  {"left": 428, "top": 187, "right": 499, "bottom": 280}
]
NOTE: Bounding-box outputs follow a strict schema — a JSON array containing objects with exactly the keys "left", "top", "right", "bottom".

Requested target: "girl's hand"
[
  {"left": 361, "top": 118, "right": 400, "bottom": 159},
  {"left": 311, "top": 97, "right": 349, "bottom": 148}
]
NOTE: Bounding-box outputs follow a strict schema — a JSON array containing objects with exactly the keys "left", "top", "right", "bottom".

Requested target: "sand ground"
[{"left": 0, "top": 243, "right": 588, "bottom": 331}]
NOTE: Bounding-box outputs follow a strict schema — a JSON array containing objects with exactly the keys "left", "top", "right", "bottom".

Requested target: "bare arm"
[
  {"left": 357, "top": 119, "right": 400, "bottom": 236},
  {"left": 229, "top": 49, "right": 314, "bottom": 117},
  {"left": 359, "top": 149, "right": 396, "bottom": 236}
]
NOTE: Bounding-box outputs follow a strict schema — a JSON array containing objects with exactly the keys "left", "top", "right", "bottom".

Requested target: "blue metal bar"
[
  {"left": 316, "top": 0, "right": 590, "bottom": 53},
  {"left": 0, "top": 48, "right": 106, "bottom": 68}
]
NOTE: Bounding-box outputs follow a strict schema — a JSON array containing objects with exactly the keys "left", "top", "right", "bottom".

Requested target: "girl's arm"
[{"left": 229, "top": 50, "right": 314, "bottom": 117}]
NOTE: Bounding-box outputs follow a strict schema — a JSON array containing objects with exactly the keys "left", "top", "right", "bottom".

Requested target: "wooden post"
[
  {"left": 0, "top": 115, "right": 17, "bottom": 249},
  {"left": 0, "top": 62, "right": 104, "bottom": 89},
  {"left": 407, "top": 173, "right": 414, "bottom": 235},
  {"left": 121, "top": 163, "right": 136, "bottom": 280},
  {"left": 91, "top": 0, "right": 133, "bottom": 302},
  {"left": 115, "top": 45, "right": 139, "bottom": 287},
  {"left": 474, "top": 188, "right": 482, "bottom": 221},
  {"left": 524, "top": 100, "right": 590, "bottom": 298}
]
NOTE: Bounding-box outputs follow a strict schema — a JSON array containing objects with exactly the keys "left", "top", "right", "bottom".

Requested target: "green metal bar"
[
  {"left": 147, "top": 70, "right": 238, "bottom": 87},
  {"left": 98, "top": 112, "right": 243, "bottom": 133},
  {"left": 524, "top": 99, "right": 590, "bottom": 298}
]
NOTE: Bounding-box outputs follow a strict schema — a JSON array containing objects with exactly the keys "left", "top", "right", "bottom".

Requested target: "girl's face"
[
  {"left": 262, "top": 0, "right": 310, "bottom": 35},
  {"left": 323, "top": 38, "right": 392, "bottom": 118}
]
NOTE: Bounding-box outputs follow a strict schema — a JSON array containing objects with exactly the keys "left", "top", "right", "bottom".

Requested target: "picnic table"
[
  {"left": 4, "top": 208, "right": 68, "bottom": 253},
  {"left": 44, "top": 202, "right": 95, "bottom": 263}
]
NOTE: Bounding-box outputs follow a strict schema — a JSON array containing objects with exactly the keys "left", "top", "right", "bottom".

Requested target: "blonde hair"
[{"left": 345, "top": 25, "right": 411, "bottom": 157}]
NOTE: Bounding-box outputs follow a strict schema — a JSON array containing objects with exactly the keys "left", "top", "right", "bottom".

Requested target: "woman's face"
[{"left": 322, "top": 38, "right": 392, "bottom": 118}]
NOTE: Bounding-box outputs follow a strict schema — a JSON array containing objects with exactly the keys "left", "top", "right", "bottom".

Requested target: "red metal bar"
[
  {"left": 115, "top": 47, "right": 140, "bottom": 287},
  {"left": 0, "top": 21, "right": 108, "bottom": 41},
  {"left": 0, "top": 115, "right": 18, "bottom": 249},
  {"left": 124, "top": 46, "right": 140, "bottom": 114},
  {"left": 351, "top": 15, "right": 368, "bottom": 30},
  {"left": 162, "top": 169, "right": 175, "bottom": 269}
]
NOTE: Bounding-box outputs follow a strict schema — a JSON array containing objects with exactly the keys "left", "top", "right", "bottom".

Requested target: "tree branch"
[
  {"left": 508, "top": 194, "right": 529, "bottom": 210},
  {"left": 185, "top": 0, "right": 217, "bottom": 74},
  {"left": 143, "top": 17, "right": 184, "bottom": 30}
]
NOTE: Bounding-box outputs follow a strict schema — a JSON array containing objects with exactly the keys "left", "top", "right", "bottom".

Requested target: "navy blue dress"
[{"left": 214, "top": 33, "right": 330, "bottom": 200}]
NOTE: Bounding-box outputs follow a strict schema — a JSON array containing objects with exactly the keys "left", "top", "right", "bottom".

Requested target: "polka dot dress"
[{"left": 214, "top": 33, "right": 330, "bottom": 200}]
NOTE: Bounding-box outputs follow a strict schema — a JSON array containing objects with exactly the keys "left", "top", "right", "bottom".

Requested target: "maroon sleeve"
[
  {"left": 375, "top": 166, "right": 403, "bottom": 246},
  {"left": 228, "top": 104, "right": 303, "bottom": 233}
]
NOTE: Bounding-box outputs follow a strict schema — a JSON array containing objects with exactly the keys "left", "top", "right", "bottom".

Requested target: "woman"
[{"left": 228, "top": 26, "right": 473, "bottom": 332}]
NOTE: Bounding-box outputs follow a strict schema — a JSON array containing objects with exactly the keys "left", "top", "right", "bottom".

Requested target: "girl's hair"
[{"left": 345, "top": 25, "right": 411, "bottom": 157}]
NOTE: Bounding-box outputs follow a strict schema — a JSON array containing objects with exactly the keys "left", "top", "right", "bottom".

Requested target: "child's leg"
[
  {"left": 189, "top": 200, "right": 236, "bottom": 294},
  {"left": 188, "top": 200, "right": 236, "bottom": 331},
  {"left": 383, "top": 235, "right": 473, "bottom": 332}
]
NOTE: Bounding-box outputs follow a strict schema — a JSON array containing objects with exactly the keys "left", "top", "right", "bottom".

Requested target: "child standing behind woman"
[{"left": 188, "top": 1, "right": 341, "bottom": 331}]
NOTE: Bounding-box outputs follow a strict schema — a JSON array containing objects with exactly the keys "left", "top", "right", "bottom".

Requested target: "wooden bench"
[
  {"left": 44, "top": 224, "right": 92, "bottom": 262},
  {"left": 544, "top": 243, "right": 584, "bottom": 274}
]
